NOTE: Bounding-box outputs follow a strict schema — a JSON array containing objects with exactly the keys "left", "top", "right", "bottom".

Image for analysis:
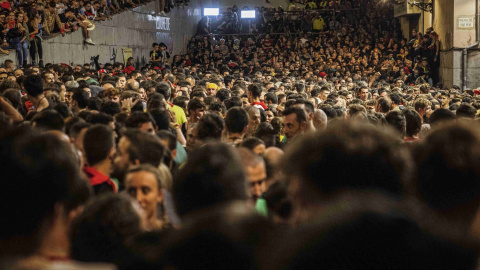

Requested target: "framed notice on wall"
[{"left": 457, "top": 16, "right": 475, "bottom": 30}]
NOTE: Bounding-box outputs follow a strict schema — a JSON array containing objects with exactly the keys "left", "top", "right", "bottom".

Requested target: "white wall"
[{"left": 0, "top": 0, "right": 203, "bottom": 68}]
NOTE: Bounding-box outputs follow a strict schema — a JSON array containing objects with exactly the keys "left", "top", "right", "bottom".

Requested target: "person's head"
[
  {"left": 187, "top": 98, "right": 206, "bottom": 122},
  {"left": 126, "top": 164, "right": 164, "bottom": 227},
  {"left": 403, "top": 108, "right": 422, "bottom": 138},
  {"left": 282, "top": 121, "right": 410, "bottom": 217},
  {"left": 173, "top": 143, "right": 247, "bottom": 217},
  {"left": 42, "top": 72, "right": 55, "bottom": 84},
  {"left": 70, "top": 193, "right": 144, "bottom": 266},
  {"left": 83, "top": 124, "right": 115, "bottom": 167},
  {"left": 225, "top": 107, "right": 249, "bottom": 135},
  {"left": 245, "top": 105, "right": 261, "bottom": 133},
  {"left": 125, "top": 112, "right": 156, "bottom": 134},
  {"left": 197, "top": 113, "right": 224, "bottom": 142},
  {"left": 414, "top": 98, "right": 431, "bottom": 118},
  {"left": 238, "top": 148, "right": 267, "bottom": 202},
  {"left": 206, "top": 83, "right": 219, "bottom": 97},
  {"left": 155, "top": 82, "right": 171, "bottom": 101},
  {"left": 376, "top": 97, "right": 392, "bottom": 113},
  {"left": 313, "top": 109, "right": 327, "bottom": 131},
  {"left": 24, "top": 75, "right": 44, "bottom": 98},
  {"left": 456, "top": 103, "right": 476, "bottom": 119},
  {"left": 116, "top": 75, "right": 127, "bottom": 89},
  {"left": 385, "top": 110, "right": 406, "bottom": 138},
  {"left": 0, "top": 130, "right": 88, "bottom": 258},
  {"left": 282, "top": 106, "right": 307, "bottom": 141},
  {"left": 113, "top": 129, "right": 165, "bottom": 182},
  {"left": 359, "top": 87, "right": 369, "bottom": 101},
  {"left": 247, "top": 83, "right": 262, "bottom": 102},
  {"left": 413, "top": 121, "right": 480, "bottom": 227},
  {"left": 32, "top": 109, "right": 65, "bottom": 132},
  {"left": 429, "top": 108, "right": 455, "bottom": 127},
  {"left": 72, "top": 89, "right": 90, "bottom": 111}
]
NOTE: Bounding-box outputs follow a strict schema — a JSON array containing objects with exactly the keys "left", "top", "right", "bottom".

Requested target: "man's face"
[
  {"left": 246, "top": 162, "right": 267, "bottom": 202},
  {"left": 45, "top": 73, "right": 55, "bottom": 84},
  {"left": 0, "top": 73, "right": 7, "bottom": 83},
  {"left": 75, "top": 66, "right": 82, "bottom": 73},
  {"left": 360, "top": 88, "right": 369, "bottom": 101},
  {"left": 14, "top": 69, "right": 23, "bottom": 78},
  {"left": 439, "top": 95, "right": 449, "bottom": 106},
  {"left": 192, "top": 108, "right": 205, "bottom": 122},
  {"left": 241, "top": 97, "right": 250, "bottom": 107},
  {"left": 139, "top": 122, "right": 155, "bottom": 134},
  {"left": 117, "top": 77, "right": 127, "bottom": 88},
  {"left": 265, "top": 110, "right": 274, "bottom": 123},
  {"left": 206, "top": 87, "right": 217, "bottom": 97},
  {"left": 138, "top": 88, "right": 146, "bottom": 100},
  {"left": 248, "top": 109, "right": 261, "bottom": 132},
  {"left": 65, "top": 91, "right": 73, "bottom": 106},
  {"left": 113, "top": 137, "right": 132, "bottom": 179},
  {"left": 186, "top": 127, "right": 201, "bottom": 152},
  {"left": 283, "top": 113, "right": 304, "bottom": 140},
  {"left": 320, "top": 90, "right": 330, "bottom": 101},
  {"left": 110, "top": 95, "right": 120, "bottom": 103}
]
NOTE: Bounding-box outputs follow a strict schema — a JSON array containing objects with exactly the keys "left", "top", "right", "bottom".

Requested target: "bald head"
[
  {"left": 265, "top": 147, "right": 284, "bottom": 166},
  {"left": 314, "top": 109, "right": 327, "bottom": 131},
  {"left": 126, "top": 79, "right": 139, "bottom": 91}
]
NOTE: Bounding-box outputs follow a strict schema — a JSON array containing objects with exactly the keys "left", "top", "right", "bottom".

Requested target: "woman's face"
[{"left": 126, "top": 170, "right": 163, "bottom": 221}]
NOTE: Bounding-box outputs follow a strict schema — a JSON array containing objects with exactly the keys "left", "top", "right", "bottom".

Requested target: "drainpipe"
[{"left": 463, "top": 0, "right": 480, "bottom": 92}]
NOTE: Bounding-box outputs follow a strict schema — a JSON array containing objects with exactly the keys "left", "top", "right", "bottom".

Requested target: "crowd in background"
[{"left": 3, "top": 0, "right": 480, "bottom": 270}]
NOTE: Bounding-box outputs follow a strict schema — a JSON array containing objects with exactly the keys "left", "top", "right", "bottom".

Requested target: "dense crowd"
[{"left": 2, "top": 0, "right": 480, "bottom": 270}]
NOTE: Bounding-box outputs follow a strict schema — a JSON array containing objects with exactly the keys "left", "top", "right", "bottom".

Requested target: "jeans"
[{"left": 7, "top": 37, "right": 29, "bottom": 66}]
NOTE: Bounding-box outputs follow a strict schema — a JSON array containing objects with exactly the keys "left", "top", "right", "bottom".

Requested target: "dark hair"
[
  {"left": 240, "top": 137, "right": 265, "bottom": 152},
  {"left": 87, "top": 112, "right": 114, "bottom": 125},
  {"left": 377, "top": 97, "right": 392, "bottom": 113},
  {"left": 173, "top": 143, "right": 247, "bottom": 217},
  {"left": 224, "top": 96, "right": 242, "bottom": 110},
  {"left": 32, "top": 109, "right": 65, "bottom": 132},
  {"left": 73, "top": 89, "right": 90, "bottom": 109},
  {"left": 385, "top": 110, "right": 406, "bottom": 137},
  {"left": 294, "top": 99, "right": 314, "bottom": 114},
  {"left": 429, "top": 109, "right": 455, "bottom": 127},
  {"left": 197, "top": 113, "right": 224, "bottom": 141},
  {"left": 403, "top": 108, "right": 422, "bottom": 137},
  {"left": 209, "top": 102, "right": 227, "bottom": 115},
  {"left": 70, "top": 194, "right": 142, "bottom": 266},
  {"left": 0, "top": 131, "right": 89, "bottom": 257},
  {"left": 225, "top": 107, "right": 249, "bottom": 134},
  {"left": 216, "top": 89, "right": 231, "bottom": 102},
  {"left": 264, "top": 92, "right": 278, "bottom": 104},
  {"left": 187, "top": 98, "right": 206, "bottom": 115},
  {"left": 157, "top": 130, "right": 176, "bottom": 152},
  {"left": 247, "top": 84, "right": 262, "bottom": 99},
  {"left": 414, "top": 121, "right": 480, "bottom": 226},
  {"left": 155, "top": 82, "right": 171, "bottom": 101},
  {"left": 149, "top": 109, "right": 170, "bottom": 131},
  {"left": 456, "top": 103, "right": 476, "bottom": 119},
  {"left": 83, "top": 124, "right": 115, "bottom": 166},
  {"left": 282, "top": 122, "right": 409, "bottom": 203},
  {"left": 24, "top": 75, "right": 44, "bottom": 97},
  {"left": 87, "top": 97, "right": 103, "bottom": 111},
  {"left": 283, "top": 106, "right": 306, "bottom": 123},
  {"left": 125, "top": 112, "right": 156, "bottom": 129},
  {"left": 122, "top": 129, "right": 165, "bottom": 167},
  {"left": 101, "top": 101, "right": 122, "bottom": 116}
]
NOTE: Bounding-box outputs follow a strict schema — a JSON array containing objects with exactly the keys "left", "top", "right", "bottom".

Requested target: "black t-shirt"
[{"left": 150, "top": 50, "right": 159, "bottom": 62}]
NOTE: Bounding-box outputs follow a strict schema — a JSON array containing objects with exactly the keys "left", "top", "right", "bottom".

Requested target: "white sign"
[
  {"left": 458, "top": 16, "right": 475, "bottom": 29},
  {"left": 157, "top": 17, "right": 170, "bottom": 31}
]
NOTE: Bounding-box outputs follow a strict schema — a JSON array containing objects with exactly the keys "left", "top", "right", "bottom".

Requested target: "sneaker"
[
  {"left": 85, "top": 38, "right": 95, "bottom": 45},
  {"left": 39, "top": 60, "right": 44, "bottom": 67},
  {"left": 160, "top": 11, "right": 166, "bottom": 16}
]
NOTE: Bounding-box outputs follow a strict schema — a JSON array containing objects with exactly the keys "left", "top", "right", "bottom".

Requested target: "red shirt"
[
  {"left": 252, "top": 101, "right": 268, "bottom": 110},
  {"left": 83, "top": 166, "right": 118, "bottom": 192}
]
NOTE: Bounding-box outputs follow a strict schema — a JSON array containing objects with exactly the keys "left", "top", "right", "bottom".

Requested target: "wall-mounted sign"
[{"left": 457, "top": 16, "right": 475, "bottom": 30}]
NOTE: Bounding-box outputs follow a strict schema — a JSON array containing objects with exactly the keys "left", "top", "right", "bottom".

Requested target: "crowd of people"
[
  {"left": 0, "top": 0, "right": 187, "bottom": 68},
  {"left": 1, "top": 0, "right": 480, "bottom": 269}
]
